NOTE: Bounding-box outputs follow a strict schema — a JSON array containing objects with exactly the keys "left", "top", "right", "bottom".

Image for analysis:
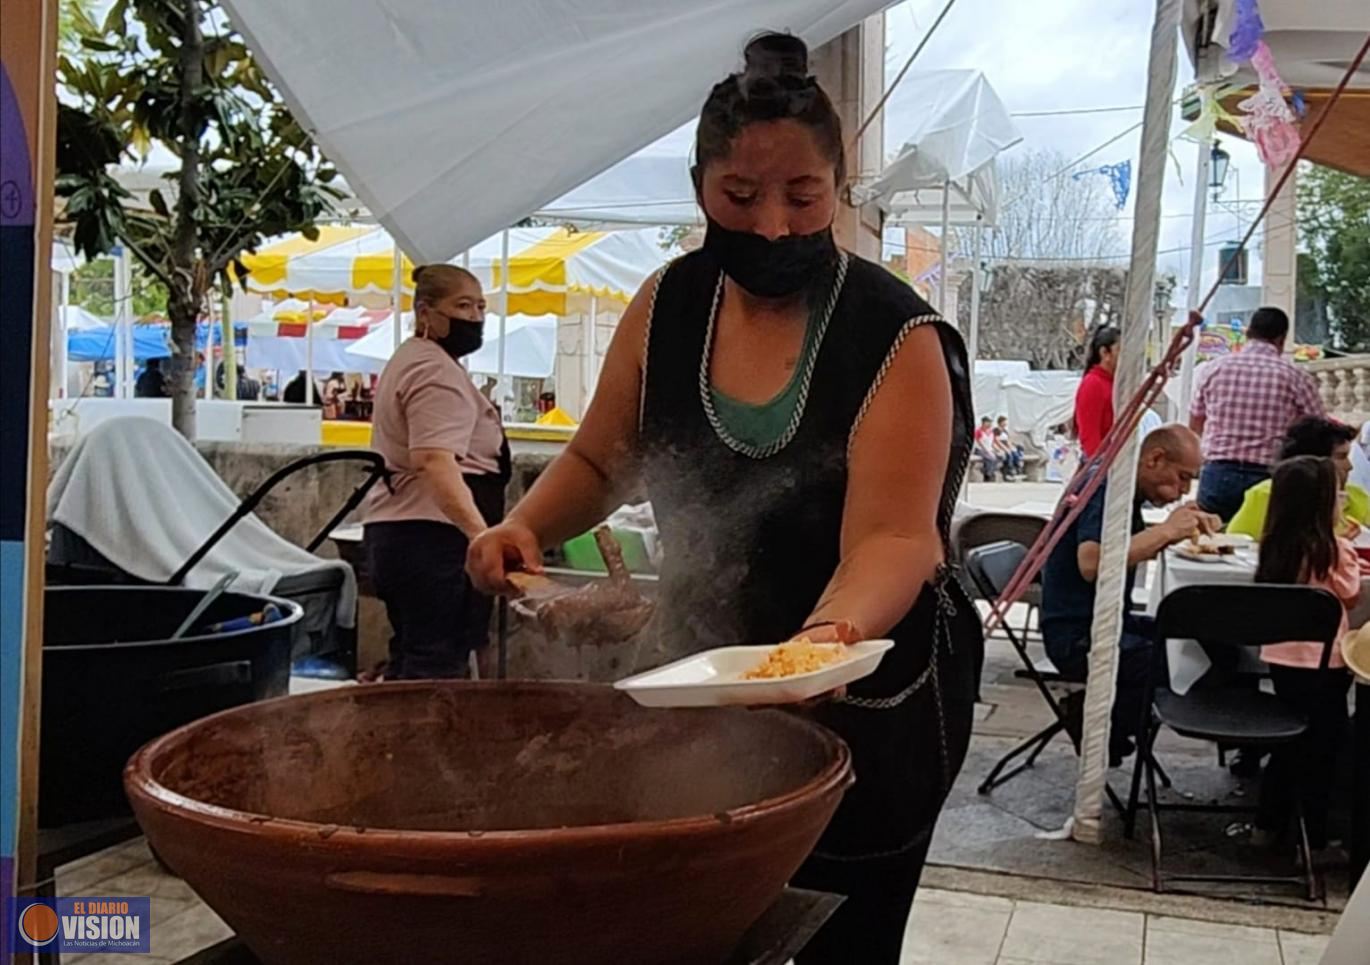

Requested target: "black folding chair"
[
  {"left": 1125, "top": 584, "right": 1342, "bottom": 899},
  {"left": 965, "top": 541, "right": 1129, "bottom": 812},
  {"left": 955, "top": 512, "right": 1048, "bottom": 643}
]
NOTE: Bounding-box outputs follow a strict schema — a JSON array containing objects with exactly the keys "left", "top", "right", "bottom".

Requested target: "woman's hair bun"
[{"left": 742, "top": 33, "right": 809, "bottom": 82}]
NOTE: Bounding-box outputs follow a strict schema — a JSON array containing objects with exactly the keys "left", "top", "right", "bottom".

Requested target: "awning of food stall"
[
  {"left": 217, "top": 0, "right": 893, "bottom": 261},
  {"left": 1182, "top": 0, "right": 1370, "bottom": 176},
  {"left": 237, "top": 226, "right": 666, "bottom": 315}
]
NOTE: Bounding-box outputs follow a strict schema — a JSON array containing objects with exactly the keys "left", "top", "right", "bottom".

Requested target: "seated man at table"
[
  {"left": 1041, "top": 425, "right": 1220, "bottom": 763},
  {"left": 1227, "top": 416, "right": 1370, "bottom": 539}
]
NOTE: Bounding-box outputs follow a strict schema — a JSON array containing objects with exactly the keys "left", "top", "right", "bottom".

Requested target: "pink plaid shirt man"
[{"left": 1191, "top": 339, "right": 1325, "bottom": 464}]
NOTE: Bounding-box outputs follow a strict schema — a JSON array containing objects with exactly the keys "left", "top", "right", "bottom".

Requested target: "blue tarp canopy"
[{"left": 66, "top": 323, "right": 248, "bottom": 363}]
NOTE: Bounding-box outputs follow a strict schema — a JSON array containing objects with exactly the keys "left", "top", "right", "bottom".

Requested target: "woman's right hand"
[{"left": 467, "top": 521, "right": 544, "bottom": 595}]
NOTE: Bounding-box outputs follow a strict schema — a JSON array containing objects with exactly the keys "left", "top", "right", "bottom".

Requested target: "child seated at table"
[{"left": 1254, "top": 455, "right": 1359, "bottom": 851}]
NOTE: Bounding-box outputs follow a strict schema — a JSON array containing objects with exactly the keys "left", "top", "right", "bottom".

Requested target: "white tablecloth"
[{"left": 1148, "top": 547, "right": 1370, "bottom": 694}]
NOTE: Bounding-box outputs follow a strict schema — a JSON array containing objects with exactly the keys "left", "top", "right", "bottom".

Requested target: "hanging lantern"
[{"left": 1209, "top": 141, "right": 1231, "bottom": 197}]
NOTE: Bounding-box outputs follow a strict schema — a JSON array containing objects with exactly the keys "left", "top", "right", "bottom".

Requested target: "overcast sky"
[{"left": 884, "top": 0, "right": 1270, "bottom": 305}]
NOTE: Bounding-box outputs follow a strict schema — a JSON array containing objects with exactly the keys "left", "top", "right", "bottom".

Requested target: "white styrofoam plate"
[{"left": 613, "top": 640, "right": 895, "bottom": 708}]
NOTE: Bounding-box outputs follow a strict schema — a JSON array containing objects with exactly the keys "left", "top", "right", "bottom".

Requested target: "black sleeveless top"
[
  {"left": 640, "top": 248, "right": 973, "bottom": 657},
  {"left": 638, "top": 247, "right": 982, "bottom": 860}
]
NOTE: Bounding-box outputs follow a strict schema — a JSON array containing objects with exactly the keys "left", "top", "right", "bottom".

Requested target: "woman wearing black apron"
[
  {"left": 468, "top": 34, "right": 980, "bottom": 963},
  {"left": 364, "top": 264, "right": 511, "bottom": 679}
]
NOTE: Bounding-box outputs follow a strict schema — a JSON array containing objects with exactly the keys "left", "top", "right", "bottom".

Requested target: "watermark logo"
[{"left": 6, "top": 898, "right": 151, "bottom": 955}]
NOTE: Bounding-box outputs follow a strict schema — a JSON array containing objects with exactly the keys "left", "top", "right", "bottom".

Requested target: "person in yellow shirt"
[{"left": 1228, "top": 417, "right": 1370, "bottom": 539}]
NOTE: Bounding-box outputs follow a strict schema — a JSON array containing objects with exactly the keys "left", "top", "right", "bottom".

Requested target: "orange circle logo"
[{"left": 18, "top": 903, "right": 60, "bottom": 946}]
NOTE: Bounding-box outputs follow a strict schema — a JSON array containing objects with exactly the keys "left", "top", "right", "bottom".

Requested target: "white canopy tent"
[
  {"left": 533, "top": 124, "right": 701, "bottom": 228},
  {"left": 856, "top": 69, "right": 1021, "bottom": 339},
  {"left": 347, "top": 313, "right": 557, "bottom": 381},
  {"left": 238, "top": 226, "right": 665, "bottom": 314},
  {"left": 972, "top": 361, "right": 1080, "bottom": 447},
  {"left": 856, "top": 70, "right": 1022, "bottom": 229},
  {"left": 58, "top": 305, "right": 107, "bottom": 332},
  {"left": 219, "top": 0, "right": 892, "bottom": 262}
]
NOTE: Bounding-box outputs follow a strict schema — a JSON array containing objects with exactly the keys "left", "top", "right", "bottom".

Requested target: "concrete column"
[
  {"left": 1262, "top": 160, "right": 1298, "bottom": 345},
  {"left": 811, "top": 16, "right": 885, "bottom": 262}
]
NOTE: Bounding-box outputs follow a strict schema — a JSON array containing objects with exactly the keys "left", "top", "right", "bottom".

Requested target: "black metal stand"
[{"left": 174, "top": 888, "right": 843, "bottom": 965}]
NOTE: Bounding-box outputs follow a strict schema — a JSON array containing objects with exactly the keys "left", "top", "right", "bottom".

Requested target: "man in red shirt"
[{"left": 1189, "top": 307, "right": 1325, "bottom": 521}]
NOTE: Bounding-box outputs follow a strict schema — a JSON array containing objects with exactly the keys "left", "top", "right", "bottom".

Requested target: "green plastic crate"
[{"left": 561, "top": 529, "right": 652, "bottom": 574}]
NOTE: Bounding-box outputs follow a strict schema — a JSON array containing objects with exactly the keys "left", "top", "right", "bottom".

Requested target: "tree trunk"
[
  {"left": 168, "top": 305, "right": 199, "bottom": 437},
  {"left": 169, "top": 0, "right": 204, "bottom": 438}
]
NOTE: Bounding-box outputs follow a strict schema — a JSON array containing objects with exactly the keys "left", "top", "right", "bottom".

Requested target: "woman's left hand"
[
  {"left": 792, "top": 619, "right": 863, "bottom": 645},
  {"left": 783, "top": 620, "right": 863, "bottom": 707}
]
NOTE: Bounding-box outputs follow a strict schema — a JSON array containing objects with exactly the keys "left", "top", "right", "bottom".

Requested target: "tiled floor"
[
  {"left": 55, "top": 836, "right": 1331, "bottom": 965},
  {"left": 902, "top": 888, "right": 1331, "bottom": 965}
]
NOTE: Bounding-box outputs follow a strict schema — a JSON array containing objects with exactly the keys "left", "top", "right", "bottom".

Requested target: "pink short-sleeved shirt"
[
  {"left": 1191, "top": 341, "right": 1325, "bottom": 463},
  {"left": 363, "top": 338, "right": 504, "bottom": 525}
]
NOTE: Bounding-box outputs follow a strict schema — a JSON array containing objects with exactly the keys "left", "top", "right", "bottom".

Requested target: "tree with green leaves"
[
  {"left": 68, "top": 257, "right": 168, "bottom": 319},
  {"left": 1299, "top": 165, "right": 1370, "bottom": 352},
  {"left": 57, "top": 0, "right": 340, "bottom": 437}
]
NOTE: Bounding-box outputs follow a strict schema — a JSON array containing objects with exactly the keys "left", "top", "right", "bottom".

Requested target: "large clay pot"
[{"left": 125, "top": 681, "right": 851, "bottom": 965}]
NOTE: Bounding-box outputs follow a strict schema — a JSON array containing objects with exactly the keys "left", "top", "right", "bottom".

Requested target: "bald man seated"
[{"left": 1040, "top": 425, "right": 1220, "bottom": 764}]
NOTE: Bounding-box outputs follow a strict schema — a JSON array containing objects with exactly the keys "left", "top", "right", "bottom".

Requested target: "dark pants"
[
  {"left": 1003, "top": 448, "right": 1025, "bottom": 476},
  {"left": 1046, "top": 621, "right": 1162, "bottom": 755},
  {"left": 1257, "top": 665, "right": 1351, "bottom": 849},
  {"left": 365, "top": 473, "right": 505, "bottom": 680},
  {"left": 791, "top": 840, "right": 932, "bottom": 965},
  {"left": 978, "top": 451, "right": 1001, "bottom": 481},
  {"left": 1197, "top": 460, "right": 1269, "bottom": 523},
  {"left": 792, "top": 579, "right": 981, "bottom": 964}
]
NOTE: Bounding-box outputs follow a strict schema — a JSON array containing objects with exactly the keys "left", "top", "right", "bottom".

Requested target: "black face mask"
[
  {"left": 702, "top": 217, "right": 837, "bottom": 298},
  {"left": 435, "top": 317, "right": 484, "bottom": 359}
]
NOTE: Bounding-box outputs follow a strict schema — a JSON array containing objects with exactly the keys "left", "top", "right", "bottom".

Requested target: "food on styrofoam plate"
[
  {"left": 1188, "top": 531, "right": 1238, "bottom": 556},
  {"left": 741, "top": 639, "right": 847, "bottom": 680}
]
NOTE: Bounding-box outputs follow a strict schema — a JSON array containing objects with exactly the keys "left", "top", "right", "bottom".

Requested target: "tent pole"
[
  {"left": 582, "top": 297, "right": 598, "bottom": 420},
  {"left": 1178, "top": 132, "right": 1211, "bottom": 419},
  {"left": 498, "top": 229, "right": 510, "bottom": 379},
  {"left": 305, "top": 298, "right": 316, "bottom": 405},
  {"left": 969, "top": 218, "right": 983, "bottom": 364},
  {"left": 937, "top": 182, "right": 951, "bottom": 315},
  {"left": 114, "top": 247, "right": 129, "bottom": 398},
  {"left": 391, "top": 246, "right": 405, "bottom": 353},
  {"left": 57, "top": 269, "right": 70, "bottom": 399},
  {"left": 1072, "top": 0, "right": 1181, "bottom": 845}
]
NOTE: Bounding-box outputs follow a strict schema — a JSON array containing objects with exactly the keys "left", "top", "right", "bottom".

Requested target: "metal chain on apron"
[{"left": 812, "top": 569, "right": 959, "bottom": 864}]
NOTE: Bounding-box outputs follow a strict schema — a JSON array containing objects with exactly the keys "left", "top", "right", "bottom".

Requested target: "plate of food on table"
[
  {"left": 1172, "top": 531, "right": 1253, "bottom": 564},
  {"left": 614, "top": 637, "right": 894, "bottom": 707}
]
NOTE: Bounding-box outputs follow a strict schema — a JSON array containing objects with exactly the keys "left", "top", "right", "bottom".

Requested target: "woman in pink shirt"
[
  {"left": 1073, "top": 326, "right": 1119, "bottom": 458},
  {"left": 362, "top": 264, "right": 510, "bottom": 679},
  {"left": 1254, "top": 455, "right": 1358, "bottom": 850}
]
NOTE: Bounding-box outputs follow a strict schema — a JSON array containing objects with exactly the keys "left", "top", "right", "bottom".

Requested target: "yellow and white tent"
[{"left": 237, "top": 225, "right": 666, "bottom": 316}]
